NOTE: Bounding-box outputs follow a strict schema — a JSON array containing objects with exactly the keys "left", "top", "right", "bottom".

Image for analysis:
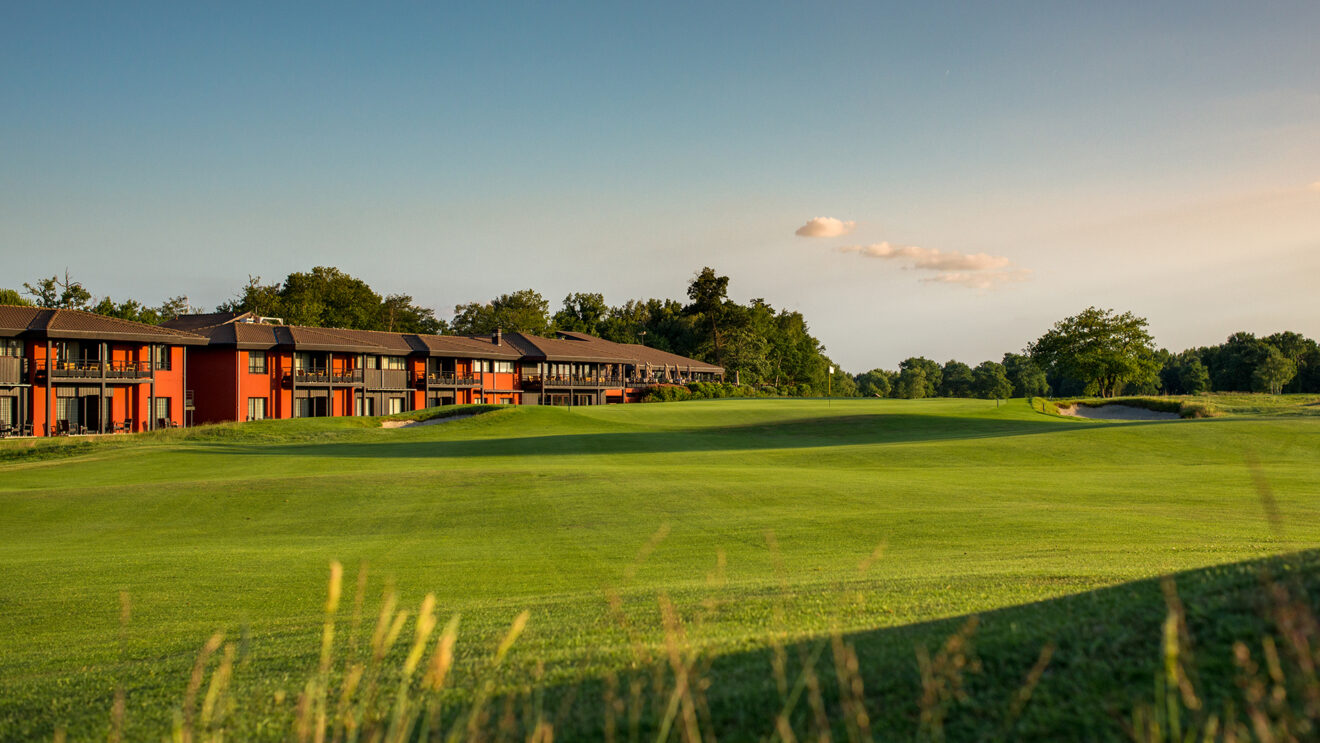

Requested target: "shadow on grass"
[
  {"left": 188, "top": 412, "right": 1161, "bottom": 460},
  {"left": 532, "top": 549, "right": 1320, "bottom": 740}
]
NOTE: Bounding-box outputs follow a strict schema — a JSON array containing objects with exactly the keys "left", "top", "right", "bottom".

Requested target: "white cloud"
[
  {"left": 795, "top": 217, "right": 856, "bottom": 238},
  {"left": 839, "top": 242, "right": 1011, "bottom": 271},
  {"left": 919, "top": 269, "right": 1033, "bottom": 289},
  {"left": 837, "top": 241, "right": 1027, "bottom": 289}
]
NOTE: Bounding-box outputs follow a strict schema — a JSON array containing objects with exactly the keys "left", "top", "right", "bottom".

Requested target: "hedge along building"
[{"left": 0, "top": 305, "right": 205, "bottom": 436}]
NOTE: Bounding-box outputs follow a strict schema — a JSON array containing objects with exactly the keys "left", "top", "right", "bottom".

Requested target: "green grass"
[{"left": 1, "top": 397, "right": 1319, "bottom": 740}]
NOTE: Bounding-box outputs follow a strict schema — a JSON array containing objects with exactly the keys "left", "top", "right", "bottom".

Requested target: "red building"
[
  {"left": 166, "top": 313, "right": 528, "bottom": 424},
  {"left": 0, "top": 306, "right": 204, "bottom": 436},
  {"left": 163, "top": 313, "right": 723, "bottom": 422}
]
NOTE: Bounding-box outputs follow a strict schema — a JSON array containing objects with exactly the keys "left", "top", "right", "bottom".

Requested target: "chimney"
[{"left": 494, "top": 328, "right": 502, "bottom": 346}]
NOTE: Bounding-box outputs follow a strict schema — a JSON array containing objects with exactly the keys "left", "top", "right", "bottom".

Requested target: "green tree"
[
  {"left": 278, "top": 267, "right": 382, "bottom": 329},
  {"left": 1002, "top": 353, "right": 1049, "bottom": 397},
  {"left": 971, "top": 361, "right": 1014, "bottom": 400},
  {"left": 938, "top": 360, "right": 974, "bottom": 397},
  {"left": 855, "top": 368, "right": 895, "bottom": 398},
  {"left": 553, "top": 293, "right": 610, "bottom": 335},
  {"left": 451, "top": 289, "right": 552, "bottom": 335},
  {"left": 896, "top": 357, "right": 941, "bottom": 398},
  {"left": 24, "top": 271, "right": 92, "bottom": 310},
  {"left": 1028, "top": 307, "right": 1160, "bottom": 397},
  {"left": 0, "top": 288, "right": 33, "bottom": 306},
  {"left": 381, "top": 294, "right": 446, "bottom": 334},
  {"left": 218, "top": 275, "right": 285, "bottom": 318},
  {"left": 1252, "top": 346, "right": 1296, "bottom": 395},
  {"left": 685, "top": 267, "right": 730, "bottom": 365}
]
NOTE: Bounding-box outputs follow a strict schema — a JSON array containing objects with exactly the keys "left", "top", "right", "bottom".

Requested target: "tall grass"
[{"left": 48, "top": 552, "right": 1320, "bottom": 742}]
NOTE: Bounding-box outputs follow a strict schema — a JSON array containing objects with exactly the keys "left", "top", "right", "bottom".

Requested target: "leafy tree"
[
  {"left": 0, "top": 288, "right": 32, "bottom": 306},
  {"left": 553, "top": 293, "right": 610, "bottom": 336},
  {"left": 685, "top": 267, "right": 730, "bottom": 365},
  {"left": 24, "top": 271, "right": 92, "bottom": 310},
  {"left": 1001, "top": 353, "right": 1049, "bottom": 397},
  {"left": 1159, "top": 350, "right": 1209, "bottom": 395},
  {"left": 381, "top": 294, "right": 446, "bottom": 334},
  {"left": 1263, "top": 332, "right": 1317, "bottom": 393},
  {"left": 451, "top": 289, "right": 552, "bottom": 336},
  {"left": 218, "top": 276, "right": 285, "bottom": 318},
  {"left": 938, "top": 360, "right": 974, "bottom": 397},
  {"left": 1029, "top": 307, "right": 1160, "bottom": 397},
  {"left": 971, "top": 361, "right": 1014, "bottom": 400},
  {"left": 1202, "top": 332, "right": 1269, "bottom": 392},
  {"left": 1252, "top": 347, "right": 1296, "bottom": 395},
  {"left": 896, "top": 357, "right": 941, "bottom": 398},
  {"left": 855, "top": 368, "right": 895, "bottom": 398}
]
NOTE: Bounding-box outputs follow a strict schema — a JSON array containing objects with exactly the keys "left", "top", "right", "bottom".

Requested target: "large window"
[
  {"left": 387, "top": 398, "right": 404, "bottom": 415},
  {"left": 493, "top": 361, "right": 513, "bottom": 374},
  {"left": 0, "top": 340, "right": 20, "bottom": 357},
  {"left": 153, "top": 346, "right": 171, "bottom": 371},
  {"left": 475, "top": 359, "right": 492, "bottom": 373},
  {"left": 383, "top": 356, "right": 406, "bottom": 370},
  {"left": 248, "top": 351, "right": 267, "bottom": 374},
  {"left": 247, "top": 397, "right": 267, "bottom": 421}
]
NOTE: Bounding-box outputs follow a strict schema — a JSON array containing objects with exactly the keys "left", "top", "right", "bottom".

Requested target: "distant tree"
[
  {"left": 938, "top": 360, "right": 974, "bottom": 397},
  {"left": 381, "top": 293, "right": 446, "bottom": 334},
  {"left": 855, "top": 368, "right": 895, "bottom": 398},
  {"left": 24, "top": 271, "right": 92, "bottom": 310},
  {"left": 553, "top": 293, "right": 610, "bottom": 336},
  {"left": 278, "top": 267, "right": 383, "bottom": 329},
  {"left": 1001, "top": 353, "right": 1049, "bottom": 397},
  {"left": 451, "top": 289, "right": 552, "bottom": 336},
  {"left": 1263, "top": 331, "right": 1318, "bottom": 393},
  {"left": 1160, "top": 350, "right": 1209, "bottom": 395},
  {"left": 896, "top": 357, "right": 941, "bottom": 398},
  {"left": 156, "top": 296, "right": 192, "bottom": 322},
  {"left": 1029, "top": 307, "right": 1160, "bottom": 397},
  {"left": 1202, "top": 332, "right": 1270, "bottom": 392},
  {"left": 218, "top": 275, "right": 285, "bottom": 318},
  {"left": 971, "top": 361, "right": 1014, "bottom": 400},
  {"left": 1252, "top": 346, "right": 1296, "bottom": 395},
  {"left": 0, "top": 288, "right": 32, "bottom": 306},
  {"left": 685, "top": 267, "right": 730, "bottom": 365}
]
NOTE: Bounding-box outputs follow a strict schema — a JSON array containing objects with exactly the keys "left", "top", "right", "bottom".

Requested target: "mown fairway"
[{"left": 2, "top": 398, "right": 1319, "bottom": 740}]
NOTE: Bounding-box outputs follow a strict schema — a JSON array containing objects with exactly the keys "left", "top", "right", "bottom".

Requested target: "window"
[
  {"left": 356, "top": 397, "right": 375, "bottom": 416},
  {"left": 363, "top": 356, "right": 379, "bottom": 369},
  {"left": 247, "top": 397, "right": 267, "bottom": 421},
  {"left": 387, "top": 398, "right": 404, "bottom": 415},
  {"left": 0, "top": 340, "right": 20, "bottom": 357},
  {"left": 383, "top": 356, "right": 406, "bottom": 370},
  {"left": 248, "top": 351, "right": 267, "bottom": 374},
  {"left": 296, "top": 353, "right": 311, "bottom": 371},
  {"left": 493, "top": 361, "right": 513, "bottom": 374},
  {"left": 153, "top": 346, "right": 172, "bottom": 371},
  {"left": 475, "top": 359, "right": 492, "bottom": 373},
  {"left": 154, "top": 397, "right": 171, "bottom": 425}
]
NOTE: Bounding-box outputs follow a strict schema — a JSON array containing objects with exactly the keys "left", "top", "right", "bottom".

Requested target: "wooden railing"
[
  {"left": 424, "top": 373, "right": 479, "bottom": 387},
  {"left": 291, "top": 368, "right": 363, "bottom": 385},
  {"left": 38, "top": 359, "right": 152, "bottom": 380}
]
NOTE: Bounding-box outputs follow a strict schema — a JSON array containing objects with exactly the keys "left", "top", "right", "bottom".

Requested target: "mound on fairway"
[{"left": 1, "top": 398, "right": 1318, "bottom": 740}]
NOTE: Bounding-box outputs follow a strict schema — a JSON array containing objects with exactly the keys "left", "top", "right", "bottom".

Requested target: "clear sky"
[{"left": 2, "top": 2, "right": 1317, "bottom": 370}]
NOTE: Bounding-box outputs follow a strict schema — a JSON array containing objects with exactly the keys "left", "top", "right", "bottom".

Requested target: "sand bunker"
[
  {"left": 1057, "top": 404, "right": 1180, "bottom": 421},
  {"left": 379, "top": 413, "right": 479, "bottom": 429}
]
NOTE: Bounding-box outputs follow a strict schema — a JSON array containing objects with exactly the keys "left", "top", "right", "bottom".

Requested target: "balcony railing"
[
  {"left": 424, "top": 373, "right": 480, "bottom": 387},
  {"left": 291, "top": 368, "right": 363, "bottom": 385},
  {"left": 527, "top": 374, "right": 631, "bottom": 388},
  {"left": 41, "top": 359, "right": 152, "bottom": 380},
  {"left": 0, "top": 356, "right": 25, "bottom": 385}
]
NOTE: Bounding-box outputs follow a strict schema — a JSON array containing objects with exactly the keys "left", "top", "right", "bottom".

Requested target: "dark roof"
[
  {"left": 419, "top": 333, "right": 524, "bottom": 359},
  {"left": 160, "top": 311, "right": 255, "bottom": 331},
  {"left": 0, "top": 305, "right": 207, "bottom": 345},
  {"left": 506, "top": 331, "right": 723, "bottom": 372},
  {"left": 194, "top": 322, "right": 393, "bottom": 353}
]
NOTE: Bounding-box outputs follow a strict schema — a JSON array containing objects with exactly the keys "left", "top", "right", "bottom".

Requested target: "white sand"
[
  {"left": 379, "top": 413, "right": 478, "bottom": 429},
  {"left": 1057, "top": 404, "right": 1179, "bottom": 421}
]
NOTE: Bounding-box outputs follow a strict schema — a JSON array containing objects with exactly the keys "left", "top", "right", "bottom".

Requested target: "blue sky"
[{"left": 3, "top": 2, "right": 1318, "bottom": 370}]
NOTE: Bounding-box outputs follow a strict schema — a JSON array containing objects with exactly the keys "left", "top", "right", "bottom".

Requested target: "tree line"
[
  {"left": 853, "top": 306, "right": 1319, "bottom": 400},
  {"left": 7, "top": 272, "right": 1314, "bottom": 399}
]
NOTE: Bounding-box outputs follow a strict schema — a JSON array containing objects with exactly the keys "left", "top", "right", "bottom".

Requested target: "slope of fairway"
[{"left": 1, "top": 398, "right": 1318, "bottom": 740}]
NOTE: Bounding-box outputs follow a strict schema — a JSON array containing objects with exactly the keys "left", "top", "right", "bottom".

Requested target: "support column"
[{"left": 45, "top": 341, "right": 52, "bottom": 436}]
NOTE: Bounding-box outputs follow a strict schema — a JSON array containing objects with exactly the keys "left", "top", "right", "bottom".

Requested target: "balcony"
[
  {"left": 42, "top": 359, "right": 152, "bottom": 381},
  {"left": 363, "top": 368, "right": 410, "bottom": 390},
  {"left": 526, "top": 374, "right": 632, "bottom": 389},
  {"left": 424, "top": 373, "right": 480, "bottom": 387},
  {"left": 290, "top": 367, "right": 363, "bottom": 385},
  {"left": 0, "top": 356, "right": 25, "bottom": 385}
]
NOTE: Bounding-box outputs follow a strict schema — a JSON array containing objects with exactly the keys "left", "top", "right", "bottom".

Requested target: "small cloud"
[
  {"left": 920, "top": 269, "right": 1032, "bottom": 289},
  {"left": 1309, "top": 180, "right": 1320, "bottom": 192},
  {"left": 838, "top": 241, "right": 1027, "bottom": 289},
  {"left": 795, "top": 217, "right": 856, "bottom": 238},
  {"left": 840, "top": 242, "right": 1011, "bottom": 271}
]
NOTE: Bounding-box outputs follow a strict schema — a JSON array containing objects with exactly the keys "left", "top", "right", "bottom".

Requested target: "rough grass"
[{"left": 1, "top": 398, "right": 1319, "bottom": 740}]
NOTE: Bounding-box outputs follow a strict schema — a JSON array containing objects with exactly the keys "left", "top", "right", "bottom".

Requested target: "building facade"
[
  {"left": 0, "top": 305, "right": 724, "bottom": 435},
  {"left": 0, "top": 307, "right": 205, "bottom": 436}
]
